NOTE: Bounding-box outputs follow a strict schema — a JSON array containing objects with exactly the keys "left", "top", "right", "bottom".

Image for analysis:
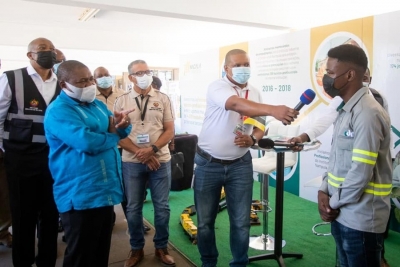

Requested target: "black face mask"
[
  {"left": 34, "top": 51, "right": 56, "bottom": 69},
  {"left": 322, "top": 70, "right": 349, "bottom": 98}
]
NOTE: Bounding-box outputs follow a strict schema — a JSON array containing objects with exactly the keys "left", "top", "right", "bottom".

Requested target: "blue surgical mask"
[
  {"left": 96, "top": 76, "right": 113, "bottom": 89},
  {"left": 53, "top": 62, "right": 62, "bottom": 74},
  {"left": 231, "top": 67, "right": 251, "bottom": 84}
]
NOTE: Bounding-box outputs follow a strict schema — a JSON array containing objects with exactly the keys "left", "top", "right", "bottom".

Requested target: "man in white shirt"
[
  {"left": 194, "top": 49, "right": 298, "bottom": 267},
  {"left": 0, "top": 37, "right": 60, "bottom": 267}
]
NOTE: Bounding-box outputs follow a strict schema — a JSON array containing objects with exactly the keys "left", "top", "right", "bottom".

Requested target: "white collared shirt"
[
  {"left": 305, "top": 88, "right": 389, "bottom": 141},
  {"left": 198, "top": 75, "right": 262, "bottom": 159},
  {"left": 0, "top": 63, "right": 57, "bottom": 149}
]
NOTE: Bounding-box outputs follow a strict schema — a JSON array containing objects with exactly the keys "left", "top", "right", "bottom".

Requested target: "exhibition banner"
[{"left": 179, "top": 11, "right": 399, "bottom": 204}]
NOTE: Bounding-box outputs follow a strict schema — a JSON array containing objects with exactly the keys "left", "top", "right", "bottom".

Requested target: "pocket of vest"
[{"left": 9, "top": 118, "right": 33, "bottom": 143}]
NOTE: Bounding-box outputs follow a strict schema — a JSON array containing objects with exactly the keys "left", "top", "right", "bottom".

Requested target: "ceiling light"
[{"left": 78, "top": 8, "right": 100, "bottom": 22}]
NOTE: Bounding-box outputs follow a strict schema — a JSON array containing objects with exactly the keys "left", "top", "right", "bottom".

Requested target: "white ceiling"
[{"left": 1, "top": 0, "right": 400, "bottom": 56}]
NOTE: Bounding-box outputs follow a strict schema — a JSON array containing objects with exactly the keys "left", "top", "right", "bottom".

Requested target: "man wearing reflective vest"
[
  {"left": 0, "top": 37, "right": 60, "bottom": 267},
  {"left": 315, "top": 44, "right": 392, "bottom": 266}
]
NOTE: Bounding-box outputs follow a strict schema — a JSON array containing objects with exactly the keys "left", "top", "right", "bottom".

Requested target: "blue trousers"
[
  {"left": 331, "top": 220, "right": 383, "bottom": 267},
  {"left": 123, "top": 161, "right": 171, "bottom": 249},
  {"left": 194, "top": 151, "right": 253, "bottom": 267}
]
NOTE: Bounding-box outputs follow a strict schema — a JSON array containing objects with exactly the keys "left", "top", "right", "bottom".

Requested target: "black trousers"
[
  {"left": 5, "top": 150, "right": 59, "bottom": 267},
  {"left": 60, "top": 206, "right": 114, "bottom": 267}
]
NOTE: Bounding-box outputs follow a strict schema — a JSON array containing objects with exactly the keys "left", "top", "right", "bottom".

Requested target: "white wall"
[{"left": 0, "top": 45, "right": 180, "bottom": 75}]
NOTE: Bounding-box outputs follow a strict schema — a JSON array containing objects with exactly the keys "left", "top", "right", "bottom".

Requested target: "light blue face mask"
[
  {"left": 231, "top": 67, "right": 251, "bottom": 84},
  {"left": 53, "top": 62, "right": 62, "bottom": 74},
  {"left": 96, "top": 76, "right": 113, "bottom": 89}
]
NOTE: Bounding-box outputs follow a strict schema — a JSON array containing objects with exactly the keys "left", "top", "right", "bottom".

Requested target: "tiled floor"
[{"left": 0, "top": 204, "right": 196, "bottom": 267}]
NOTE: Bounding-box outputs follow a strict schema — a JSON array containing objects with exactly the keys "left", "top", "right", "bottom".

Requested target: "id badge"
[
  {"left": 137, "top": 134, "right": 150, "bottom": 144},
  {"left": 233, "top": 124, "right": 245, "bottom": 136}
]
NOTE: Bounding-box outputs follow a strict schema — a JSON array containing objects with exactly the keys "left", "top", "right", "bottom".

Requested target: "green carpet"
[{"left": 143, "top": 182, "right": 400, "bottom": 267}]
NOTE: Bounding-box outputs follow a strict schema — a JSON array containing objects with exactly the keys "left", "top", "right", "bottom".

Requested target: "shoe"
[
  {"left": 143, "top": 224, "right": 151, "bottom": 232},
  {"left": 155, "top": 248, "right": 175, "bottom": 266},
  {"left": 0, "top": 232, "right": 12, "bottom": 248},
  {"left": 381, "top": 258, "right": 390, "bottom": 267},
  {"left": 124, "top": 249, "right": 144, "bottom": 267}
]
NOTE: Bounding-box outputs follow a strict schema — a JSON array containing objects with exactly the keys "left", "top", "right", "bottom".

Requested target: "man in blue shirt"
[{"left": 44, "top": 60, "right": 133, "bottom": 267}]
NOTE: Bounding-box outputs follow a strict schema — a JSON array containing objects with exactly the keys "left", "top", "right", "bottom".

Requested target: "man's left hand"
[
  {"left": 234, "top": 135, "right": 253, "bottom": 148},
  {"left": 135, "top": 147, "right": 155, "bottom": 163}
]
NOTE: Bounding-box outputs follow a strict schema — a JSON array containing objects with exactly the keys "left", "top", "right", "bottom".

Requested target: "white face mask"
[
  {"left": 63, "top": 82, "right": 96, "bottom": 103},
  {"left": 135, "top": 75, "right": 153, "bottom": 90},
  {"left": 362, "top": 82, "right": 370, "bottom": 88}
]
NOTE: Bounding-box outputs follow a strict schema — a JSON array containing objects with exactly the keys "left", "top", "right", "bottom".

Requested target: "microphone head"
[
  {"left": 300, "top": 89, "right": 316, "bottom": 105},
  {"left": 258, "top": 138, "right": 275, "bottom": 149}
]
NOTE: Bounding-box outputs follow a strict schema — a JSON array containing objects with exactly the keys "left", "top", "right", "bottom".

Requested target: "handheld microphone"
[
  {"left": 257, "top": 138, "right": 275, "bottom": 149},
  {"left": 294, "top": 89, "right": 316, "bottom": 111},
  {"left": 257, "top": 138, "right": 303, "bottom": 149}
]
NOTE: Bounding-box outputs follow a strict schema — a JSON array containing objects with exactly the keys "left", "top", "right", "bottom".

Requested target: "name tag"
[
  {"left": 233, "top": 124, "right": 245, "bottom": 136},
  {"left": 137, "top": 134, "right": 150, "bottom": 144}
]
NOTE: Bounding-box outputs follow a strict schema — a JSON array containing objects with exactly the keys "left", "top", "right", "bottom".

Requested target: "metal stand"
[
  {"left": 249, "top": 173, "right": 286, "bottom": 251},
  {"left": 312, "top": 222, "right": 340, "bottom": 266},
  {"left": 249, "top": 151, "right": 303, "bottom": 267}
]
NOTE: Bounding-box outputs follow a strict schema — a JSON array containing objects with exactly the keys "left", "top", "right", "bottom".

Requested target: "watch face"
[{"left": 152, "top": 145, "right": 159, "bottom": 152}]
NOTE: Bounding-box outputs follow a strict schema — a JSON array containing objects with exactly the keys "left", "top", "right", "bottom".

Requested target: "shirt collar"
[
  {"left": 340, "top": 87, "right": 368, "bottom": 112},
  {"left": 223, "top": 75, "right": 249, "bottom": 91},
  {"left": 27, "top": 63, "right": 57, "bottom": 82},
  {"left": 130, "top": 86, "right": 156, "bottom": 98},
  {"left": 96, "top": 88, "right": 114, "bottom": 97}
]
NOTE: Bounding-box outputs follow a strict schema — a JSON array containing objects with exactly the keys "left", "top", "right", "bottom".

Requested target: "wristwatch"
[
  {"left": 250, "top": 135, "right": 257, "bottom": 146},
  {"left": 151, "top": 144, "right": 159, "bottom": 153}
]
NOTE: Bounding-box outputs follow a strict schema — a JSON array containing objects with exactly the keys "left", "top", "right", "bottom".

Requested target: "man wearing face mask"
[
  {"left": 114, "top": 60, "right": 175, "bottom": 267},
  {"left": 94, "top": 66, "right": 125, "bottom": 111},
  {"left": 194, "top": 49, "right": 298, "bottom": 267},
  {"left": 296, "top": 44, "right": 391, "bottom": 267},
  {"left": 44, "top": 60, "right": 133, "bottom": 266},
  {"left": 291, "top": 67, "right": 389, "bottom": 145},
  {"left": 290, "top": 64, "right": 392, "bottom": 267},
  {"left": 53, "top": 49, "right": 66, "bottom": 75},
  {"left": 0, "top": 37, "right": 60, "bottom": 266},
  {"left": 94, "top": 66, "right": 151, "bottom": 232}
]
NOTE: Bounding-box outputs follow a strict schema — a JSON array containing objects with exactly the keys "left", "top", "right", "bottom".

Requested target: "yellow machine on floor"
[{"left": 179, "top": 188, "right": 261, "bottom": 244}]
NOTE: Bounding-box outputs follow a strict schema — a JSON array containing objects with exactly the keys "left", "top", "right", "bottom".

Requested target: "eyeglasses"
[{"left": 129, "top": 70, "right": 153, "bottom": 77}]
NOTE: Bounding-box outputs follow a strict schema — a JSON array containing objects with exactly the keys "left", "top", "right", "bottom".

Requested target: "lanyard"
[
  {"left": 233, "top": 88, "right": 249, "bottom": 120},
  {"left": 134, "top": 95, "right": 150, "bottom": 121},
  {"left": 234, "top": 88, "right": 249, "bottom": 100}
]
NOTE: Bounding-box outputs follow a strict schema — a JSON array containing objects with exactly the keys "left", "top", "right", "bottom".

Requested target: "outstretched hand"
[
  {"left": 272, "top": 105, "right": 299, "bottom": 125},
  {"left": 289, "top": 136, "right": 304, "bottom": 152},
  {"left": 114, "top": 108, "right": 135, "bottom": 129}
]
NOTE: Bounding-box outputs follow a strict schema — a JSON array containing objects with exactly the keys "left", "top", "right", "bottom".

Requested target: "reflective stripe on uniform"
[
  {"left": 328, "top": 172, "right": 344, "bottom": 188},
  {"left": 352, "top": 149, "right": 377, "bottom": 165},
  {"left": 328, "top": 172, "right": 392, "bottom": 196},
  {"left": 364, "top": 181, "right": 392, "bottom": 196}
]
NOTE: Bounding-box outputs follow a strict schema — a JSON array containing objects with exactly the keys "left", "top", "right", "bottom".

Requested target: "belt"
[{"left": 196, "top": 146, "right": 241, "bottom": 165}]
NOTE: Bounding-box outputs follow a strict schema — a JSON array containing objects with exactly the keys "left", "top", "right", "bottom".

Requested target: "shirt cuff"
[{"left": 304, "top": 130, "right": 315, "bottom": 141}]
